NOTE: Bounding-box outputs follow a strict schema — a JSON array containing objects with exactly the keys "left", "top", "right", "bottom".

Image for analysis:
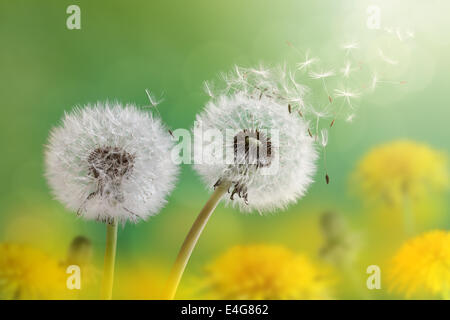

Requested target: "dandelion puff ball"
[
  {"left": 194, "top": 92, "right": 317, "bottom": 213},
  {"left": 45, "top": 101, "right": 179, "bottom": 223}
]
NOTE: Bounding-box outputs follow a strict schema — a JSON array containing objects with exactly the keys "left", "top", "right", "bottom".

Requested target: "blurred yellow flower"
[
  {"left": 389, "top": 230, "right": 450, "bottom": 298},
  {"left": 115, "top": 266, "right": 167, "bottom": 299},
  {"left": 205, "top": 244, "right": 332, "bottom": 299},
  {"left": 352, "top": 140, "right": 448, "bottom": 205},
  {"left": 0, "top": 243, "right": 67, "bottom": 299}
]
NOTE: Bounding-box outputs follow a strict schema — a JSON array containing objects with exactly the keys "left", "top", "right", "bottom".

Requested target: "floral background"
[{"left": 0, "top": 0, "right": 449, "bottom": 299}]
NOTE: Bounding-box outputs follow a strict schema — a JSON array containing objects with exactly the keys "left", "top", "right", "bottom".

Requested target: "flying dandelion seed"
[
  {"left": 378, "top": 48, "right": 398, "bottom": 65},
  {"left": 204, "top": 81, "right": 215, "bottom": 98},
  {"left": 334, "top": 88, "right": 360, "bottom": 108},
  {"left": 370, "top": 74, "right": 379, "bottom": 91},
  {"left": 341, "top": 61, "right": 352, "bottom": 78},
  {"left": 145, "top": 89, "right": 164, "bottom": 108},
  {"left": 341, "top": 41, "right": 359, "bottom": 55},
  {"left": 297, "top": 51, "right": 318, "bottom": 71},
  {"left": 345, "top": 114, "right": 356, "bottom": 123},
  {"left": 309, "top": 70, "right": 335, "bottom": 103},
  {"left": 309, "top": 70, "right": 335, "bottom": 80}
]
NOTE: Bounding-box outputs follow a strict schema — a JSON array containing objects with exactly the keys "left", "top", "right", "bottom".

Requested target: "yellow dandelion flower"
[
  {"left": 115, "top": 266, "right": 167, "bottom": 300},
  {"left": 388, "top": 230, "right": 450, "bottom": 298},
  {"left": 205, "top": 244, "right": 332, "bottom": 300},
  {"left": 352, "top": 140, "right": 448, "bottom": 205},
  {"left": 0, "top": 243, "right": 68, "bottom": 299}
]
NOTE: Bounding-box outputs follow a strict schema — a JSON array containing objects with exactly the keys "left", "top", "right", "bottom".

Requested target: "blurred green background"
[{"left": 0, "top": 0, "right": 449, "bottom": 299}]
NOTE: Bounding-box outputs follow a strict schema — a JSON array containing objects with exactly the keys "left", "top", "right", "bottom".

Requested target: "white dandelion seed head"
[
  {"left": 45, "top": 101, "right": 179, "bottom": 224},
  {"left": 194, "top": 67, "right": 318, "bottom": 213}
]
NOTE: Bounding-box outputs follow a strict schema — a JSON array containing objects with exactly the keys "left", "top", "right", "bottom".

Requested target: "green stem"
[
  {"left": 164, "top": 181, "right": 231, "bottom": 300},
  {"left": 101, "top": 218, "right": 118, "bottom": 300}
]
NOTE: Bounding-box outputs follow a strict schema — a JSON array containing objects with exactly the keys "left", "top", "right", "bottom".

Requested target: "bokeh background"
[{"left": 0, "top": 0, "right": 449, "bottom": 299}]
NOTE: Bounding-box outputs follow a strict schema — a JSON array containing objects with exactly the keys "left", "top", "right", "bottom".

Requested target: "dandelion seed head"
[
  {"left": 194, "top": 67, "right": 318, "bottom": 213},
  {"left": 45, "top": 101, "right": 179, "bottom": 223}
]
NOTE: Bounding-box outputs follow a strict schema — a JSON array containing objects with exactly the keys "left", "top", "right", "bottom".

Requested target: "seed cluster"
[{"left": 87, "top": 146, "right": 135, "bottom": 199}]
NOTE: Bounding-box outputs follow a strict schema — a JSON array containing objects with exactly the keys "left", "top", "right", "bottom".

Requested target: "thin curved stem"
[
  {"left": 164, "top": 180, "right": 231, "bottom": 300},
  {"left": 101, "top": 218, "right": 118, "bottom": 300}
]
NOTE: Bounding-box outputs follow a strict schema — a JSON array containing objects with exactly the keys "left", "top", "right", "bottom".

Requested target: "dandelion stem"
[
  {"left": 164, "top": 180, "right": 231, "bottom": 300},
  {"left": 101, "top": 218, "right": 118, "bottom": 300}
]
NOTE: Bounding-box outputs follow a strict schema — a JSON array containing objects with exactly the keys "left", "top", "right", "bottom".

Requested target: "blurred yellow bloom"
[
  {"left": 115, "top": 265, "right": 167, "bottom": 299},
  {"left": 352, "top": 140, "right": 448, "bottom": 205},
  {"left": 389, "top": 230, "right": 450, "bottom": 298},
  {"left": 0, "top": 243, "right": 67, "bottom": 299},
  {"left": 205, "top": 244, "right": 332, "bottom": 299}
]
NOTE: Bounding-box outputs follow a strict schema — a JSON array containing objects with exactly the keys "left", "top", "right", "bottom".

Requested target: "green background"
[{"left": 0, "top": 0, "right": 449, "bottom": 299}]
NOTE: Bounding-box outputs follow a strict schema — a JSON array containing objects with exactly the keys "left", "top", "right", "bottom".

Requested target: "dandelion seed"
[
  {"left": 204, "top": 81, "right": 215, "bottom": 98},
  {"left": 320, "top": 129, "right": 328, "bottom": 147},
  {"left": 395, "top": 28, "right": 404, "bottom": 42},
  {"left": 406, "top": 29, "right": 415, "bottom": 39},
  {"left": 334, "top": 88, "right": 360, "bottom": 108},
  {"left": 346, "top": 114, "right": 355, "bottom": 123},
  {"left": 250, "top": 64, "right": 270, "bottom": 78},
  {"left": 371, "top": 74, "right": 379, "bottom": 90},
  {"left": 378, "top": 48, "right": 398, "bottom": 65},
  {"left": 342, "top": 41, "right": 359, "bottom": 55},
  {"left": 297, "top": 52, "right": 318, "bottom": 71},
  {"left": 310, "top": 70, "right": 335, "bottom": 103},
  {"left": 145, "top": 89, "right": 164, "bottom": 108},
  {"left": 341, "top": 61, "right": 352, "bottom": 78},
  {"left": 309, "top": 70, "right": 335, "bottom": 80}
]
